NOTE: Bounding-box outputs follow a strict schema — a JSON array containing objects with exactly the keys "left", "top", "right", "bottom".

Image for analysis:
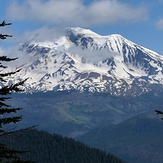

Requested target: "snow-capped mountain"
[{"left": 12, "top": 27, "right": 163, "bottom": 95}]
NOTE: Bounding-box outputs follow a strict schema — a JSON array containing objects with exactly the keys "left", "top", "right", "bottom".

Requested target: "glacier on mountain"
[{"left": 8, "top": 27, "right": 163, "bottom": 96}]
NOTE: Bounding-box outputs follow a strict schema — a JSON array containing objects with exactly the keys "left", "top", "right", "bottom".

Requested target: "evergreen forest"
[{"left": 0, "top": 129, "right": 125, "bottom": 163}]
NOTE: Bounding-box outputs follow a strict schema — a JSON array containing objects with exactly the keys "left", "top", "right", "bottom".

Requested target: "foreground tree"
[{"left": 0, "top": 20, "right": 30, "bottom": 162}]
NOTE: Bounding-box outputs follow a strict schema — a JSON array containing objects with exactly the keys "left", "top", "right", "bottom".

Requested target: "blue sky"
[{"left": 1, "top": 0, "right": 163, "bottom": 54}]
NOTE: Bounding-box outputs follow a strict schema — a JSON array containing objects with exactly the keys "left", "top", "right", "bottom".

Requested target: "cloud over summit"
[{"left": 7, "top": 0, "right": 148, "bottom": 27}]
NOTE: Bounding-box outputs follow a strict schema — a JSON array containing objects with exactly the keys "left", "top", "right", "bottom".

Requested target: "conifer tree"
[{"left": 0, "top": 20, "right": 30, "bottom": 162}]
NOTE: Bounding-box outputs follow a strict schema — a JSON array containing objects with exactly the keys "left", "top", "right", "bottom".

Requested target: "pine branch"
[
  {"left": 0, "top": 97, "right": 11, "bottom": 101},
  {"left": 0, "top": 101, "right": 10, "bottom": 108},
  {"left": 0, "top": 34, "right": 12, "bottom": 40},
  {"left": 0, "top": 64, "right": 7, "bottom": 69},
  {"left": 0, "top": 77, "right": 6, "bottom": 82},
  {"left": 155, "top": 110, "right": 163, "bottom": 115},
  {"left": 0, "top": 79, "right": 27, "bottom": 95},
  {"left": 155, "top": 110, "right": 163, "bottom": 120},
  {"left": 0, "top": 97, "right": 11, "bottom": 108},
  {"left": 0, "top": 108, "right": 22, "bottom": 114},
  {"left": 0, "top": 56, "right": 18, "bottom": 62},
  {"left": 0, "top": 20, "right": 12, "bottom": 27},
  {"left": 0, "top": 116, "right": 22, "bottom": 125},
  {"left": 0, "top": 68, "right": 21, "bottom": 78},
  {"left": 0, "top": 129, "right": 4, "bottom": 133}
]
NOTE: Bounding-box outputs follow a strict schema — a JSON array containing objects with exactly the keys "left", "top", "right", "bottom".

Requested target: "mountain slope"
[
  {"left": 0, "top": 129, "right": 124, "bottom": 163},
  {"left": 10, "top": 90, "right": 163, "bottom": 137},
  {"left": 12, "top": 27, "right": 163, "bottom": 95},
  {"left": 78, "top": 111, "right": 163, "bottom": 163}
]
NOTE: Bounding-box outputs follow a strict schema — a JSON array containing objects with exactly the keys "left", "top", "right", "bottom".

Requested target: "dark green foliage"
[
  {"left": 0, "top": 20, "right": 24, "bottom": 135},
  {"left": 0, "top": 21, "right": 12, "bottom": 40},
  {"left": 0, "top": 129, "right": 125, "bottom": 163},
  {"left": 0, "top": 20, "right": 29, "bottom": 162},
  {"left": 0, "top": 144, "right": 31, "bottom": 163}
]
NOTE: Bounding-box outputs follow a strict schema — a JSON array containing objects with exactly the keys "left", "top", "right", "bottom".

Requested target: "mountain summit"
[{"left": 14, "top": 27, "right": 163, "bottom": 95}]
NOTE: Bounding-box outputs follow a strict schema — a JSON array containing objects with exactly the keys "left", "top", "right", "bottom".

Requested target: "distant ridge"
[{"left": 0, "top": 129, "right": 125, "bottom": 163}]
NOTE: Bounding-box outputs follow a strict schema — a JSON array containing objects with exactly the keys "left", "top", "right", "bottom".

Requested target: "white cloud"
[
  {"left": 156, "top": 19, "right": 163, "bottom": 30},
  {"left": 6, "top": 0, "right": 148, "bottom": 27},
  {"left": 69, "top": 45, "right": 114, "bottom": 64},
  {"left": 19, "top": 26, "right": 66, "bottom": 42}
]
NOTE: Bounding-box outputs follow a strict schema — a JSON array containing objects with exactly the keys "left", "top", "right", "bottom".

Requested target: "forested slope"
[{"left": 0, "top": 129, "right": 124, "bottom": 163}]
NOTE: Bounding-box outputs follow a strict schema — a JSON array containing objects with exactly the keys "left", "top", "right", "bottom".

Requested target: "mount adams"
[{"left": 13, "top": 27, "right": 163, "bottom": 96}]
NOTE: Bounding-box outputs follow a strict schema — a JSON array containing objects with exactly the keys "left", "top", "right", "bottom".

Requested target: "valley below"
[{"left": 9, "top": 90, "right": 163, "bottom": 163}]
